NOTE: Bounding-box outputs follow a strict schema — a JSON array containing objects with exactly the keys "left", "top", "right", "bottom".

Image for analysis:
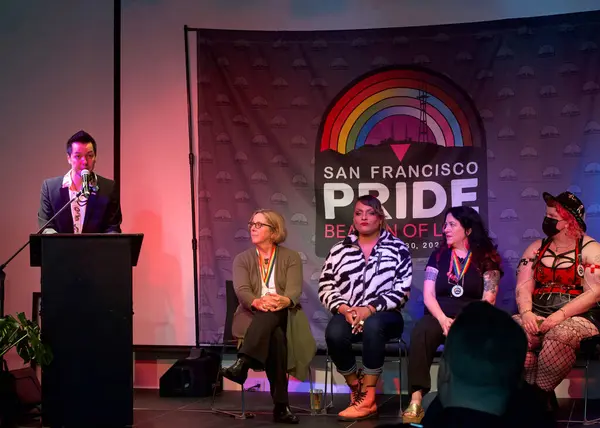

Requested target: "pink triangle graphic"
[{"left": 390, "top": 144, "right": 410, "bottom": 162}]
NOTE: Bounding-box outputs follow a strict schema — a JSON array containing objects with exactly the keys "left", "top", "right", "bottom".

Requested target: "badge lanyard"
[
  {"left": 447, "top": 249, "right": 472, "bottom": 298},
  {"left": 258, "top": 246, "right": 277, "bottom": 287}
]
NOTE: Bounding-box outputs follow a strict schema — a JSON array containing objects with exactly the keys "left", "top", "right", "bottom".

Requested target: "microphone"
[{"left": 81, "top": 169, "right": 91, "bottom": 197}]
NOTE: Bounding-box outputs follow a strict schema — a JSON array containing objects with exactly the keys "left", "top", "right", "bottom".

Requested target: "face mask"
[{"left": 542, "top": 216, "right": 560, "bottom": 237}]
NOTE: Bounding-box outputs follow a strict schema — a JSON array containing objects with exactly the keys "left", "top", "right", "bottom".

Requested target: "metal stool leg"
[
  {"left": 556, "top": 357, "right": 600, "bottom": 425},
  {"left": 210, "top": 344, "right": 255, "bottom": 419},
  {"left": 583, "top": 358, "right": 600, "bottom": 425},
  {"left": 327, "top": 353, "right": 335, "bottom": 409},
  {"left": 397, "top": 342, "right": 402, "bottom": 394},
  {"left": 212, "top": 379, "right": 256, "bottom": 419},
  {"left": 289, "top": 366, "right": 316, "bottom": 414},
  {"left": 323, "top": 352, "right": 329, "bottom": 408}
]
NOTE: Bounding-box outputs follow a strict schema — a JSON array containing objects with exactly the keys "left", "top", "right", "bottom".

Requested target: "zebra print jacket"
[{"left": 318, "top": 229, "right": 412, "bottom": 313}]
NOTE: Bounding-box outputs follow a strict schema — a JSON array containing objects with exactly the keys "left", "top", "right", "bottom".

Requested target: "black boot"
[
  {"left": 531, "top": 384, "right": 558, "bottom": 415},
  {"left": 220, "top": 356, "right": 251, "bottom": 385},
  {"left": 273, "top": 403, "right": 299, "bottom": 424},
  {"left": 547, "top": 390, "right": 559, "bottom": 414}
]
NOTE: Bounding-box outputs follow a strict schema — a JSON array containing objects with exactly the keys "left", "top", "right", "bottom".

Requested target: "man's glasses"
[{"left": 248, "top": 222, "right": 273, "bottom": 230}]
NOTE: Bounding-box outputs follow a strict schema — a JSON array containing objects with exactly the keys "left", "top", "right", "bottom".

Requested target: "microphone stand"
[{"left": 0, "top": 189, "right": 84, "bottom": 319}]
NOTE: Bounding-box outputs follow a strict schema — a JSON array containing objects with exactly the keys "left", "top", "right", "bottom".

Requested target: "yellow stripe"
[
  {"left": 451, "top": 250, "right": 472, "bottom": 281},
  {"left": 258, "top": 246, "right": 277, "bottom": 285}
]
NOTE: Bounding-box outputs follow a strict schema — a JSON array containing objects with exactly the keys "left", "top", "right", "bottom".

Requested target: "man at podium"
[{"left": 37, "top": 130, "right": 122, "bottom": 234}]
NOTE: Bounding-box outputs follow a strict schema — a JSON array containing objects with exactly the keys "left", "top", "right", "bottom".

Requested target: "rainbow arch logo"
[{"left": 319, "top": 67, "right": 483, "bottom": 159}]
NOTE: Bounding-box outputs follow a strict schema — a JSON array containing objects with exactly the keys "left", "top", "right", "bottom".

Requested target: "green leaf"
[{"left": 0, "top": 312, "right": 52, "bottom": 366}]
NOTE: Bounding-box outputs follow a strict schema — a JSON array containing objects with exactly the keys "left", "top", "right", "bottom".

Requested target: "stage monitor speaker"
[
  {"left": 159, "top": 349, "right": 221, "bottom": 397},
  {"left": 0, "top": 365, "right": 40, "bottom": 426},
  {"left": 11, "top": 367, "right": 41, "bottom": 406}
]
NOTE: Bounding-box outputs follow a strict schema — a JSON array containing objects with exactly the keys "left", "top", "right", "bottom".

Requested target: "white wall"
[
  {"left": 2, "top": 1, "right": 600, "bottom": 357},
  {"left": 0, "top": 0, "right": 113, "bottom": 367}
]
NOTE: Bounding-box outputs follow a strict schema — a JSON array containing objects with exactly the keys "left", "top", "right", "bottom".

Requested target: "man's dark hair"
[{"left": 66, "top": 130, "right": 97, "bottom": 155}]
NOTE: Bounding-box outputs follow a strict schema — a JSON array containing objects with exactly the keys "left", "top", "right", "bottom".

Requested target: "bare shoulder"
[
  {"left": 522, "top": 239, "right": 543, "bottom": 258},
  {"left": 582, "top": 235, "right": 600, "bottom": 263}
]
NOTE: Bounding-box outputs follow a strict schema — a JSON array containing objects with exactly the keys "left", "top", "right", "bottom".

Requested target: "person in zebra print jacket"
[{"left": 318, "top": 195, "right": 412, "bottom": 421}]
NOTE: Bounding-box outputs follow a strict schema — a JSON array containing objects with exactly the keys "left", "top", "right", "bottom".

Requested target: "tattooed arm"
[
  {"left": 515, "top": 240, "right": 540, "bottom": 315},
  {"left": 423, "top": 266, "right": 448, "bottom": 322},
  {"left": 555, "top": 239, "right": 600, "bottom": 319},
  {"left": 539, "top": 239, "right": 600, "bottom": 333},
  {"left": 482, "top": 270, "right": 501, "bottom": 305}
]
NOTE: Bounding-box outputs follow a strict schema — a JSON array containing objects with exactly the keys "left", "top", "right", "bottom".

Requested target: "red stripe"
[
  {"left": 320, "top": 69, "right": 474, "bottom": 152},
  {"left": 533, "top": 287, "right": 582, "bottom": 296}
]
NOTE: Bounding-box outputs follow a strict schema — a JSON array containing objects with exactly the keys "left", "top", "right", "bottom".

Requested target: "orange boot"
[
  {"left": 342, "top": 369, "right": 364, "bottom": 407},
  {"left": 346, "top": 378, "right": 361, "bottom": 407},
  {"left": 338, "top": 384, "right": 378, "bottom": 421}
]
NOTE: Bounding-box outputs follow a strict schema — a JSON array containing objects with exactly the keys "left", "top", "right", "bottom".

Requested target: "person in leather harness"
[{"left": 514, "top": 191, "right": 600, "bottom": 412}]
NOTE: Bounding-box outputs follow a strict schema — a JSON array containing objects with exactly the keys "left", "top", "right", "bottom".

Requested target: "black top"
[
  {"left": 425, "top": 249, "right": 498, "bottom": 318},
  {"left": 424, "top": 406, "right": 503, "bottom": 428}
]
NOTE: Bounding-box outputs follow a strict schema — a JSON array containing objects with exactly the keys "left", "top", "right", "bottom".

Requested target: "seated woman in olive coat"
[{"left": 221, "top": 209, "right": 316, "bottom": 424}]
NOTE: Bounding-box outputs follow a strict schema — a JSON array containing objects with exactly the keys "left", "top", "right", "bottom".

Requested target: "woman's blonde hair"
[{"left": 249, "top": 209, "right": 287, "bottom": 244}]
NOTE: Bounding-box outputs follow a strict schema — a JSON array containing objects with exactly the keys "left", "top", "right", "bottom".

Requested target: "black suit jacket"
[{"left": 37, "top": 174, "right": 122, "bottom": 234}]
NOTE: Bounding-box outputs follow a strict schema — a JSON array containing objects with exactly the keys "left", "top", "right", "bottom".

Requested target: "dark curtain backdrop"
[{"left": 193, "top": 11, "right": 600, "bottom": 348}]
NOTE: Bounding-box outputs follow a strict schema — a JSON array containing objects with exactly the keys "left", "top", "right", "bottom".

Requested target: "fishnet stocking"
[
  {"left": 513, "top": 315, "right": 599, "bottom": 391},
  {"left": 512, "top": 315, "right": 541, "bottom": 384}
]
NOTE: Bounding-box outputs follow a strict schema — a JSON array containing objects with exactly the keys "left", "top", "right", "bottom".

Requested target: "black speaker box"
[
  {"left": 0, "top": 364, "right": 41, "bottom": 427},
  {"left": 159, "top": 349, "right": 222, "bottom": 397}
]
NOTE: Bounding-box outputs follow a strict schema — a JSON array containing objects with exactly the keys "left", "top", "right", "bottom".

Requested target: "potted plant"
[{"left": 0, "top": 312, "right": 52, "bottom": 427}]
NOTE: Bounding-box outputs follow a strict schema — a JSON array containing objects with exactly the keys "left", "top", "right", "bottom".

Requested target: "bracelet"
[
  {"left": 368, "top": 306, "right": 375, "bottom": 315},
  {"left": 559, "top": 308, "right": 568, "bottom": 319},
  {"left": 520, "top": 309, "right": 532, "bottom": 316}
]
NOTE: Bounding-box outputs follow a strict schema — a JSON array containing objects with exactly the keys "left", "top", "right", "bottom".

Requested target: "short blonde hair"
[{"left": 249, "top": 209, "right": 287, "bottom": 244}]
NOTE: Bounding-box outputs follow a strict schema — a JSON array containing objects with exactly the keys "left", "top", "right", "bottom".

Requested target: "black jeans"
[
  {"left": 239, "top": 310, "right": 288, "bottom": 405},
  {"left": 407, "top": 314, "right": 445, "bottom": 394},
  {"left": 325, "top": 311, "right": 404, "bottom": 375}
]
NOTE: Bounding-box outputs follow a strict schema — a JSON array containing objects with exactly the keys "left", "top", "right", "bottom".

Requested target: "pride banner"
[{"left": 194, "top": 12, "right": 600, "bottom": 347}]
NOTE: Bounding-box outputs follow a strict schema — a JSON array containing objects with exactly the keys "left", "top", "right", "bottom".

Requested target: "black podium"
[{"left": 30, "top": 233, "right": 143, "bottom": 428}]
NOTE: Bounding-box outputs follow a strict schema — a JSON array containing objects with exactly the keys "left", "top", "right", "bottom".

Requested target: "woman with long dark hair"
[{"left": 402, "top": 206, "right": 502, "bottom": 424}]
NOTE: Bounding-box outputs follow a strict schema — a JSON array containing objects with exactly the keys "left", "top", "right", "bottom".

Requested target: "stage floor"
[
  {"left": 134, "top": 389, "right": 600, "bottom": 428},
  {"left": 16, "top": 388, "right": 600, "bottom": 427}
]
